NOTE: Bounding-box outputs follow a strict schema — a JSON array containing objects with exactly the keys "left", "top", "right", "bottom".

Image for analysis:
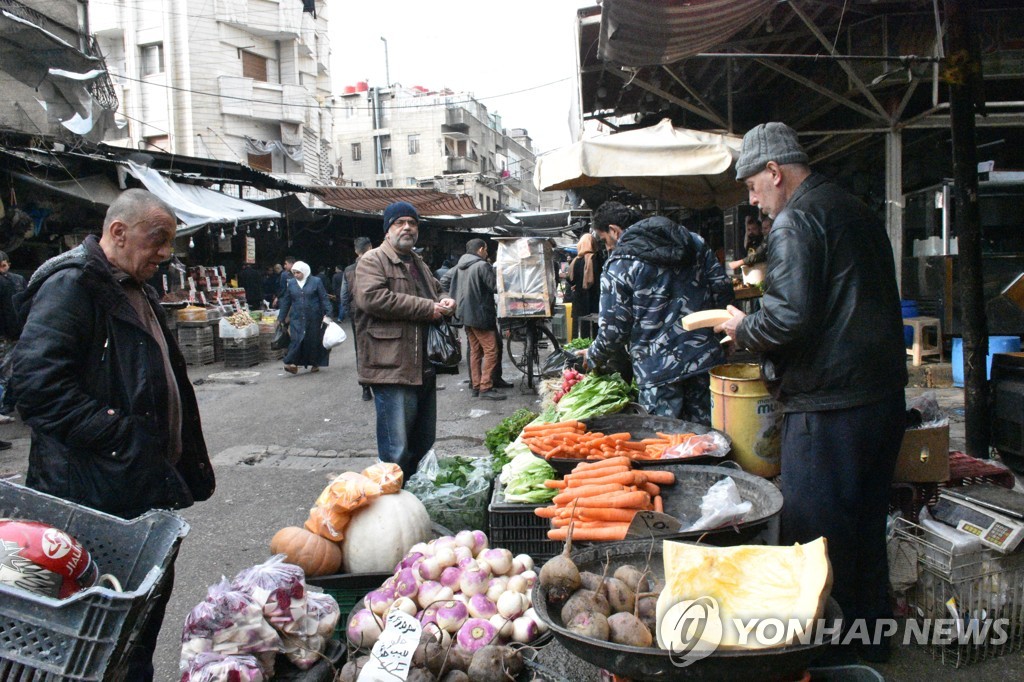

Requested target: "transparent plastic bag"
[
  {"left": 361, "top": 462, "right": 404, "bottom": 494},
  {"left": 663, "top": 431, "right": 731, "bottom": 459},
  {"left": 685, "top": 477, "right": 753, "bottom": 531},
  {"left": 179, "top": 579, "right": 281, "bottom": 674},
  {"left": 406, "top": 451, "right": 493, "bottom": 532},
  {"left": 231, "top": 555, "right": 308, "bottom": 635},
  {"left": 303, "top": 472, "right": 383, "bottom": 541},
  {"left": 906, "top": 391, "right": 947, "bottom": 428},
  {"left": 181, "top": 653, "right": 265, "bottom": 682}
]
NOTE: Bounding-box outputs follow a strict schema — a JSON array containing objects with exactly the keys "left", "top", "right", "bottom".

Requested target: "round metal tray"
[
  {"left": 531, "top": 539, "right": 840, "bottom": 681},
  {"left": 541, "top": 415, "right": 731, "bottom": 477}
]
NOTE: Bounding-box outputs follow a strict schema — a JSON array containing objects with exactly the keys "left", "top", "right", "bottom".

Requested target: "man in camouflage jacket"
[{"left": 586, "top": 202, "right": 734, "bottom": 422}]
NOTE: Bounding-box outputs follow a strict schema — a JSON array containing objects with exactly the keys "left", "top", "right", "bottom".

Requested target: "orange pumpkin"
[{"left": 270, "top": 526, "right": 343, "bottom": 577}]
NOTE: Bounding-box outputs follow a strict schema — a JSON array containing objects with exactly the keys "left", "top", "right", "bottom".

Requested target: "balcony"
[
  {"left": 442, "top": 107, "right": 472, "bottom": 134},
  {"left": 215, "top": 0, "right": 302, "bottom": 40},
  {"left": 445, "top": 156, "right": 477, "bottom": 174},
  {"left": 219, "top": 77, "right": 306, "bottom": 124}
]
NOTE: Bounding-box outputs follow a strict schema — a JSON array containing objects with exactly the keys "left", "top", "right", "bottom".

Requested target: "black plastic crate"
[
  {"left": 182, "top": 344, "right": 216, "bottom": 366},
  {"left": 0, "top": 480, "right": 189, "bottom": 681},
  {"left": 177, "top": 325, "right": 213, "bottom": 346},
  {"left": 224, "top": 346, "right": 262, "bottom": 368},
  {"left": 488, "top": 481, "right": 560, "bottom": 563},
  {"left": 305, "top": 573, "right": 392, "bottom": 642}
]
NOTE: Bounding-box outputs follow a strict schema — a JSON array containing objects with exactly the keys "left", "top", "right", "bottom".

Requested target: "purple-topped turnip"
[
  {"left": 366, "top": 586, "right": 396, "bottom": 615},
  {"left": 440, "top": 566, "right": 463, "bottom": 590},
  {"left": 435, "top": 599, "right": 469, "bottom": 633},
  {"left": 467, "top": 593, "right": 498, "bottom": 619},
  {"left": 456, "top": 618, "right": 497, "bottom": 653},
  {"left": 347, "top": 609, "right": 383, "bottom": 648},
  {"left": 479, "top": 548, "right": 513, "bottom": 576}
]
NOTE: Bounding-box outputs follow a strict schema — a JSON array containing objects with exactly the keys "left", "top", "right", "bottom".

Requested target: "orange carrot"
[
  {"left": 533, "top": 506, "right": 560, "bottom": 518},
  {"left": 566, "top": 471, "right": 639, "bottom": 488},
  {"left": 642, "top": 470, "right": 676, "bottom": 485},
  {"left": 577, "top": 508, "right": 640, "bottom": 523},
  {"left": 571, "top": 491, "right": 650, "bottom": 509},
  {"left": 552, "top": 483, "right": 627, "bottom": 505},
  {"left": 573, "top": 456, "right": 632, "bottom": 472},
  {"left": 642, "top": 482, "right": 661, "bottom": 497},
  {"left": 543, "top": 479, "right": 566, "bottom": 489},
  {"left": 548, "top": 524, "right": 630, "bottom": 542},
  {"left": 654, "top": 495, "right": 664, "bottom": 513},
  {"left": 562, "top": 465, "right": 631, "bottom": 480}
]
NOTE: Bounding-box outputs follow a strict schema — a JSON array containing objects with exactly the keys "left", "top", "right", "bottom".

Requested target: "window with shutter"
[{"left": 241, "top": 51, "right": 268, "bottom": 82}]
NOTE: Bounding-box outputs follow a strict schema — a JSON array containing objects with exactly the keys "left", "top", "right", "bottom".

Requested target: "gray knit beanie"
[{"left": 735, "top": 123, "right": 808, "bottom": 180}]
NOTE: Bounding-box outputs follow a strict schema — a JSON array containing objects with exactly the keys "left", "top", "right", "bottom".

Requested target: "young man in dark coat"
[
  {"left": 9, "top": 188, "right": 216, "bottom": 680},
  {"left": 445, "top": 239, "right": 505, "bottom": 400},
  {"left": 340, "top": 236, "right": 374, "bottom": 400}
]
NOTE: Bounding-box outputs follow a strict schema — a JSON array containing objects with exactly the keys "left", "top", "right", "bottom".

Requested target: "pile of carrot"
[
  {"left": 521, "top": 419, "right": 704, "bottom": 461},
  {"left": 533, "top": 456, "right": 675, "bottom": 542}
]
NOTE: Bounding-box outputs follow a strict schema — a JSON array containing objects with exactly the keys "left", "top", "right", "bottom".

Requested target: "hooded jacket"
[
  {"left": 735, "top": 173, "right": 907, "bottom": 411},
  {"left": 444, "top": 253, "right": 496, "bottom": 330},
  {"left": 10, "top": 235, "right": 214, "bottom": 518},
  {"left": 588, "top": 216, "right": 734, "bottom": 388}
]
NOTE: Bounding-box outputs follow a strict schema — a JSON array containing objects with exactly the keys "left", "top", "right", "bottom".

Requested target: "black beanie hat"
[{"left": 383, "top": 201, "right": 420, "bottom": 232}]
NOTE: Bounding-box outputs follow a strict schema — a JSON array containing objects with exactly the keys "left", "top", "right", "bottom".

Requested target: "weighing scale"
[{"left": 931, "top": 484, "right": 1024, "bottom": 553}]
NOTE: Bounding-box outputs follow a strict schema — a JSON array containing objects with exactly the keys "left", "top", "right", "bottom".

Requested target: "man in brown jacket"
[{"left": 354, "top": 202, "right": 456, "bottom": 481}]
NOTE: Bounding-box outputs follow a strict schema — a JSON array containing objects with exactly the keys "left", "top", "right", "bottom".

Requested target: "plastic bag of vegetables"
[
  {"left": 231, "top": 555, "right": 308, "bottom": 635},
  {"left": 406, "top": 451, "right": 494, "bottom": 532},
  {"left": 180, "top": 652, "right": 265, "bottom": 682},
  {"left": 179, "top": 580, "right": 281, "bottom": 675}
]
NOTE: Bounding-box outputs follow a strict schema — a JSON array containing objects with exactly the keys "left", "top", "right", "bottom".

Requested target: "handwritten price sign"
[{"left": 358, "top": 609, "right": 421, "bottom": 681}]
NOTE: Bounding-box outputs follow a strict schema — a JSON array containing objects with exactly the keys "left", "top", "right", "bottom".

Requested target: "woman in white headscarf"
[{"left": 277, "top": 260, "right": 332, "bottom": 373}]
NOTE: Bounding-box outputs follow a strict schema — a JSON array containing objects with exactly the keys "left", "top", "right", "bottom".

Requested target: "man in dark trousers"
[
  {"left": 340, "top": 236, "right": 373, "bottom": 400},
  {"left": 273, "top": 255, "right": 296, "bottom": 306},
  {"left": 717, "top": 122, "right": 907, "bottom": 662},
  {"left": 10, "top": 189, "right": 216, "bottom": 679}
]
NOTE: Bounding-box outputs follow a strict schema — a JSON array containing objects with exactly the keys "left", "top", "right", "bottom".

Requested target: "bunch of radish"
[
  {"left": 346, "top": 530, "right": 547, "bottom": 653},
  {"left": 553, "top": 368, "right": 584, "bottom": 404}
]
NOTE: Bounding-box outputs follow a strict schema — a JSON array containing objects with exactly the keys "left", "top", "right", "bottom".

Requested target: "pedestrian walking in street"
[
  {"left": 8, "top": 188, "right": 216, "bottom": 680},
  {"left": 273, "top": 255, "right": 295, "bottom": 307},
  {"left": 354, "top": 201, "right": 456, "bottom": 482},
  {"left": 278, "top": 261, "right": 332, "bottom": 374},
  {"left": 237, "top": 261, "right": 264, "bottom": 310},
  {"left": 446, "top": 239, "right": 505, "bottom": 400},
  {"left": 716, "top": 122, "right": 907, "bottom": 662},
  {"left": 0, "top": 251, "right": 19, "bottom": 436},
  {"left": 583, "top": 201, "right": 734, "bottom": 422},
  {"left": 340, "top": 236, "right": 374, "bottom": 401}
]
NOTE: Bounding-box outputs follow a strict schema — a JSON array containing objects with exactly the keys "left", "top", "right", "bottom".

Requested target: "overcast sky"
[{"left": 328, "top": 1, "right": 594, "bottom": 154}]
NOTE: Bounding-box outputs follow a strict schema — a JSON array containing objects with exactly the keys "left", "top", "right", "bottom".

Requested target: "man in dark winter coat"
[
  {"left": 717, "top": 123, "right": 907, "bottom": 662},
  {"left": 238, "top": 262, "right": 264, "bottom": 309},
  {"left": 444, "top": 239, "right": 505, "bottom": 400},
  {"left": 9, "top": 188, "right": 216, "bottom": 680},
  {"left": 340, "top": 236, "right": 374, "bottom": 400},
  {"left": 584, "top": 201, "right": 734, "bottom": 422}
]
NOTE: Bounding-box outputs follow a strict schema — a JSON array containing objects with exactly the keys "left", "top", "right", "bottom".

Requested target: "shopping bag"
[
  {"left": 427, "top": 320, "right": 461, "bottom": 368},
  {"left": 322, "top": 320, "right": 347, "bottom": 350},
  {"left": 270, "top": 321, "right": 290, "bottom": 350}
]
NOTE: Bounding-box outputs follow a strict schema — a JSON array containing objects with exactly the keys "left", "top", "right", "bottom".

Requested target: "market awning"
[
  {"left": 313, "top": 187, "right": 481, "bottom": 216},
  {"left": 534, "top": 119, "right": 745, "bottom": 209},
  {"left": 124, "top": 161, "right": 280, "bottom": 235}
]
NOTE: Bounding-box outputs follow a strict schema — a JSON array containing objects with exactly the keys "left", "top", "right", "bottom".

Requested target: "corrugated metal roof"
[{"left": 313, "top": 187, "right": 481, "bottom": 216}]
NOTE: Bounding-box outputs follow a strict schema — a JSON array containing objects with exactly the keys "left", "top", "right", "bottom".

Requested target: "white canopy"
[
  {"left": 125, "top": 161, "right": 280, "bottom": 234},
  {"left": 534, "top": 119, "right": 746, "bottom": 209}
]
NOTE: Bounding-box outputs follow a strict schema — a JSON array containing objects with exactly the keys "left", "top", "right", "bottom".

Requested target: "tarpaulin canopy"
[
  {"left": 314, "top": 186, "right": 481, "bottom": 216},
  {"left": 124, "top": 161, "right": 280, "bottom": 235},
  {"left": 534, "top": 119, "right": 746, "bottom": 209}
]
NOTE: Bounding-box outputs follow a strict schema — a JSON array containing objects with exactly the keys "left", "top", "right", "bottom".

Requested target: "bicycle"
[{"left": 501, "top": 317, "right": 563, "bottom": 390}]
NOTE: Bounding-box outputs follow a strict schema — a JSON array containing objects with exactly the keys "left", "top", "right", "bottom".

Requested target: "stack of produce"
[
  {"left": 270, "top": 463, "right": 435, "bottom": 576},
  {"left": 552, "top": 368, "right": 584, "bottom": 404},
  {"left": 405, "top": 455, "right": 494, "bottom": 532},
  {"left": 180, "top": 555, "right": 341, "bottom": 678},
  {"left": 541, "top": 372, "right": 632, "bottom": 422},
  {"left": 498, "top": 449, "right": 558, "bottom": 504},
  {"left": 224, "top": 310, "right": 258, "bottom": 328},
  {"left": 521, "top": 420, "right": 724, "bottom": 461},
  {"left": 484, "top": 409, "right": 538, "bottom": 474},
  {"left": 345, "top": 531, "right": 547, "bottom": 655},
  {"left": 533, "top": 457, "right": 675, "bottom": 541}
]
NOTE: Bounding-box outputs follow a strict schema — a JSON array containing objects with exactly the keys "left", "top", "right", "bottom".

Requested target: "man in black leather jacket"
[
  {"left": 718, "top": 123, "right": 907, "bottom": 662},
  {"left": 10, "top": 188, "right": 215, "bottom": 680}
]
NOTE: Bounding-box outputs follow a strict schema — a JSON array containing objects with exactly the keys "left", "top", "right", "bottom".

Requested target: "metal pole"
[{"left": 380, "top": 37, "right": 390, "bottom": 87}]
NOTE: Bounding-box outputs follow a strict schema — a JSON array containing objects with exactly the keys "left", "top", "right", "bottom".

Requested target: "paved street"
[{"left": 2, "top": 340, "right": 1022, "bottom": 680}]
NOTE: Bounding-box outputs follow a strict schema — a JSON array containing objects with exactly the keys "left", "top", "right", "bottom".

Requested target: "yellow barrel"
[{"left": 709, "top": 363, "right": 782, "bottom": 478}]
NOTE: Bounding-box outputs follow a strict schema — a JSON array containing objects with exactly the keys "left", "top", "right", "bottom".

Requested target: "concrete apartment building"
[
  {"left": 90, "top": 0, "right": 335, "bottom": 187},
  {"left": 333, "top": 86, "right": 540, "bottom": 211}
]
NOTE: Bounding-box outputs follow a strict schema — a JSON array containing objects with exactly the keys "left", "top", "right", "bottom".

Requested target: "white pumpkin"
[{"left": 341, "top": 490, "right": 433, "bottom": 573}]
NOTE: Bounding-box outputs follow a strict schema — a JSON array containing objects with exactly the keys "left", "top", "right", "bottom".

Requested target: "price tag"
[
  {"left": 178, "top": 271, "right": 186, "bottom": 289},
  {"left": 198, "top": 291, "right": 208, "bottom": 306},
  {"left": 625, "top": 511, "right": 682, "bottom": 539},
  {"left": 358, "top": 609, "right": 421, "bottom": 681},
  {"left": 162, "top": 274, "right": 168, "bottom": 294},
  {"left": 188, "top": 277, "right": 196, "bottom": 292}
]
